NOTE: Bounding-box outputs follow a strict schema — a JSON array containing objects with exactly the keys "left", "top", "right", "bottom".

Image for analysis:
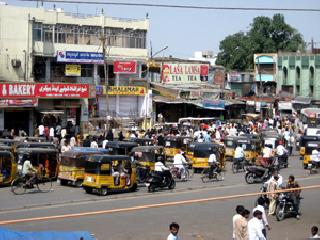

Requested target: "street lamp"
[{"left": 151, "top": 45, "right": 168, "bottom": 59}]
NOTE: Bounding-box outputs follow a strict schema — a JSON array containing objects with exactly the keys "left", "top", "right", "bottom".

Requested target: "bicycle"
[
  {"left": 231, "top": 158, "right": 245, "bottom": 173},
  {"left": 170, "top": 165, "right": 190, "bottom": 182},
  {"left": 200, "top": 166, "right": 223, "bottom": 183},
  {"left": 11, "top": 172, "right": 53, "bottom": 195}
]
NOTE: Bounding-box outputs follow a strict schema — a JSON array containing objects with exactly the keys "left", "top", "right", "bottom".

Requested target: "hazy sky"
[{"left": 8, "top": 0, "right": 320, "bottom": 58}]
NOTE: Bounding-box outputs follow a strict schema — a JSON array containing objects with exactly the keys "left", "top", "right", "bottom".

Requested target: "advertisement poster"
[
  {"left": 65, "top": 65, "right": 81, "bottom": 76},
  {"left": 114, "top": 61, "right": 137, "bottom": 74}
]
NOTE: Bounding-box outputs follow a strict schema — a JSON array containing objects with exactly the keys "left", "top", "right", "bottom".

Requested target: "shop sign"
[
  {"left": 0, "top": 99, "right": 38, "bottom": 108},
  {"left": 65, "top": 64, "right": 81, "bottom": 76},
  {"left": 0, "top": 83, "right": 89, "bottom": 99},
  {"left": 161, "top": 63, "right": 209, "bottom": 84},
  {"left": 96, "top": 86, "right": 146, "bottom": 96},
  {"left": 202, "top": 100, "right": 225, "bottom": 109},
  {"left": 114, "top": 61, "right": 137, "bottom": 74},
  {"left": 57, "top": 51, "right": 104, "bottom": 64}
]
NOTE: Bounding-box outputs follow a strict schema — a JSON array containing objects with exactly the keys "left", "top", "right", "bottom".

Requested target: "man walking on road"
[
  {"left": 253, "top": 197, "right": 271, "bottom": 238},
  {"left": 234, "top": 209, "right": 250, "bottom": 240},
  {"left": 248, "top": 210, "right": 266, "bottom": 240},
  {"left": 233, "top": 205, "right": 245, "bottom": 239},
  {"left": 267, "top": 175, "right": 279, "bottom": 216}
]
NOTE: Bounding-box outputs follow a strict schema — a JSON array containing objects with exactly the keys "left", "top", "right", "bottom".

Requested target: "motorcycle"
[
  {"left": 277, "top": 154, "right": 289, "bottom": 169},
  {"left": 276, "top": 192, "right": 298, "bottom": 221},
  {"left": 146, "top": 170, "right": 175, "bottom": 192},
  {"left": 245, "top": 165, "right": 274, "bottom": 184}
]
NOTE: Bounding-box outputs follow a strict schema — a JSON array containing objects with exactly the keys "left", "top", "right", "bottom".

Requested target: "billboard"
[
  {"left": 114, "top": 61, "right": 137, "bottom": 74},
  {"left": 161, "top": 63, "right": 209, "bottom": 84},
  {"left": 57, "top": 51, "right": 104, "bottom": 64}
]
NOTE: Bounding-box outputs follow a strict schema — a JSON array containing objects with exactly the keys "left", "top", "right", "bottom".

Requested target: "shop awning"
[
  {"left": 153, "top": 96, "right": 186, "bottom": 104},
  {"left": 292, "top": 96, "right": 311, "bottom": 105}
]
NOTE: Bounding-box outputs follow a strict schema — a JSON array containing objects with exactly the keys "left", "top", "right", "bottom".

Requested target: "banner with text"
[
  {"left": 97, "top": 86, "right": 146, "bottom": 96},
  {"left": 57, "top": 51, "right": 104, "bottom": 64},
  {"left": 65, "top": 65, "right": 81, "bottom": 76},
  {"left": 0, "top": 99, "right": 38, "bottom": 108},
  {"left": 161, "top": 63, "right": 209, "bottom": 84},
  {"left": 0, "top": 83, "right": 89, "bottom": 99},
  {"left": 114, "top": 61, "right": 137, "bottom": 74}
]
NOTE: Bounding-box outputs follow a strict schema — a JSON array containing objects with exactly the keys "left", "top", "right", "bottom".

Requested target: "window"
[
  {"left": 283, "top": 67, "right": 288, "bottom": 83},
  {"left": 33, "top": 22, "right": 42, "bottom": 41},
  {"left": 81, "top": 64, "right": 93, "bottom": 77},
  {"left": 43, "top": 24, "right": 53, "bottom": 42}
]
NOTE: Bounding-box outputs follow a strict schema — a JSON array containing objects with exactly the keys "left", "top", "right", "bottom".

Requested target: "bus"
[{"left": 299, "top": 108, "right": 320, "bottom": 132}]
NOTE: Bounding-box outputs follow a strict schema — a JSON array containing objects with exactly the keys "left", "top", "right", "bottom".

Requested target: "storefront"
[{"left": 0, "top": 83, "right": 91, "bottom": 136}]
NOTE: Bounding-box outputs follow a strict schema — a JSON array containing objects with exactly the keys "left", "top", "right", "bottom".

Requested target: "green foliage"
[{"left": 216, "top": 14, "right": 304, "bottom": 71}]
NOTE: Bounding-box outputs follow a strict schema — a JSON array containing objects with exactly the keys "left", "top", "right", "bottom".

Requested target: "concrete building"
[
  {"left": 276, "top": 53, "right": 320, "bottom": 100},
  {"left": 0, "top": 4, "right": 149, "bottom": 134}
]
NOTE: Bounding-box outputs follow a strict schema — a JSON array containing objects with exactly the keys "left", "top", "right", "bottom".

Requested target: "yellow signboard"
[
  {"left": 103, "top": 86, "right": 146, "bottom": 96},
  {"left": 65, "top": 65, "right": 81, "bottom": 76}
]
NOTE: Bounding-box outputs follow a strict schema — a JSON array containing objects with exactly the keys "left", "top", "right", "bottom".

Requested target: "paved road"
[{"left": 1, "top": 153, "right": 319, "bottom": 239}]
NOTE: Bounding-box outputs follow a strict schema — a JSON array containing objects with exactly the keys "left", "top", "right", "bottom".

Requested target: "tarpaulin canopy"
[{"left": 0, "top": 228, "right": 95, "bottom": 240}]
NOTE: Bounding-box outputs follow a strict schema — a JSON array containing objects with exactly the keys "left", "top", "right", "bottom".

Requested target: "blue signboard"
[
  {"left": 57, "top": 51, "right": 104, "bottom": 64},
  {"left": 201, "top": 100, "right": 225, "bottom": 110}
]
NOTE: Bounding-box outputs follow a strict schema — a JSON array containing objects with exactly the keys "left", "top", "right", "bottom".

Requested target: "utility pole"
[{"left": 100, "top": 34, "right": 109, "bottom": 128}]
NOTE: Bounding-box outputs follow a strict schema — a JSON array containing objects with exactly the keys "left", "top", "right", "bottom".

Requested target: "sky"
[{"left": 8, "top": 0, "right": 320, "bottom": 58}]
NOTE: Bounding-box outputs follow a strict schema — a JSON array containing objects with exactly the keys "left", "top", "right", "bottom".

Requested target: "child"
[
  {"left": 167, "top": 222, "right": 181, "bottom": 240},
  {"left": 311, "top": 226, "right": 319, "bottom": 238}
]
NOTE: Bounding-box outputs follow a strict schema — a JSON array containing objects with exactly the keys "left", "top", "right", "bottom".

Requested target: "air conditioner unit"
[{"left": 11, "top": 59, "right": 21, "bottom": 68}]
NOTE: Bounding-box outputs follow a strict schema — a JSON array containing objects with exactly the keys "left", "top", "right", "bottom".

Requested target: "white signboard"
[{"left": 161, "top": 63, "right": 209, "bottom": 84}]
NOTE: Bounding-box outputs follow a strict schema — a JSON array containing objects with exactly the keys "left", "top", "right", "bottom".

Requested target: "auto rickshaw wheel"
[
  {"left": 131, "top": 183, "right": 138, "bottom": 192},
  {"left": 59, "top": 179, "right": 68, "bottom": 186},
  {"left": 75, "top": 180, "right": 82, "bottom": 187},
  {"left": 84, "top": 187, "right": 93, "bottom": 194},
  {"left": 100, "top": 187, "right": 108, "bottom": 196}
]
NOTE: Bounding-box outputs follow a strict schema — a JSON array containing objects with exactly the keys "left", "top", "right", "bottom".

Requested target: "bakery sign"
[
  {"left": 161, "top": 63, "right": 209, "bottom": 84},
  {"left": 0, "top": 83, "right": 89, "bottom": 99}
]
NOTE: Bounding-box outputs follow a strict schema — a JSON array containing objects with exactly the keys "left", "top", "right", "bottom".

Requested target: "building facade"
[
  {"left": 0, "top": 4, "right": 149, "bottom": 134},
  {"left": 276, "top": 53, "right": 320, "bottom": 100}
]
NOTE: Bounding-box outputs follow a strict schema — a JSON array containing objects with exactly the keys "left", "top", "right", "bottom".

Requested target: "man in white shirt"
[
  {"left": 276, "top": 142, "right": 288, "bottom": 156},
  {"left": 173, "top": 150, "right": 187, "bottom": 175},
  {"left": 38, "top": 124, "right": 44, "bottom": 136},
  {"left": 155, "top": 158, "right": 170, "bottom": 183},
  {"left": 248, "top": 210, "right": 266, "bottom": 240},
  {"left": 232, "top": 205, "right": 245, "bottom": 239},
  {"left": 22, "top": 157, "right": 37, "bottom": 186},
  {"left": 234, "top": 145, "right": 245, "bottom": 160},
  {"left": 167, "top": 222, "right": 181, "bottom": 240},
  {"left": 253, "top": 197, "right": 271, "bottom": 238}
]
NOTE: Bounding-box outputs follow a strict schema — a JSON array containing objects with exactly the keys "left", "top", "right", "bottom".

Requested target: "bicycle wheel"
[
  {"left": 181, "top": 169, "right": 190, "bottom": 181},
  {"left": 200, "top": 168, "right": 210, "bottom": 183},
  {"left": 232, "top": 163, "right": 237, "bottom": 174},
  {"left": 11, "top": 178, "right": 26, "bottom": 195},
  {"left": 36, "top": 178, "right": 53, "bottom": 192}
]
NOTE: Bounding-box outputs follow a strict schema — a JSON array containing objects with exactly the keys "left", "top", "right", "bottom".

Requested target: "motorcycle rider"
[
  {"left": 276, "top": 141, "right": 288, "bottom": 167},
  {"left": 173, "top": 150, "right": 188, "bottom": 178},
  {"left": 154, "top": 156, "right": 171, "bottom": 184},
  {"left": 286, "top": 175, "right": 301, "bottom": 219}
]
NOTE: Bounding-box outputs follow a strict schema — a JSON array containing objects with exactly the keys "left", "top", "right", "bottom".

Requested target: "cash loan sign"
[{"left": 161, "top": 63, "right": 209, "bottom": 84}]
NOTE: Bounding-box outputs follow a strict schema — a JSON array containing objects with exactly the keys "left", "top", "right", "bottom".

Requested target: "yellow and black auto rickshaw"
[
  {"left": 0, "top": 150, "right": 16, "bottom": 186},
  {"left": 164, "top": 136, "right": 185, "bottom": 161},
  {"left": 192, "top": 142, "right": 225, "bottom": 172},
  {"left": 104, "top": 141, "right": 138, "bottom": 155},
  {"left": 131, "top": 146, "right": 165, "bottom": 183},
  {"left": 236, "top": 137, "right": 261, "bottom": 164},
  {"left": 300, "top": 138, "right": 320, "bottom": 169},
  {"left": 224, "top": 136, "right": 238, "bottom": 161},
  {"left": 58, "top": 147, "right": 109, "bottom": 186},
  {"left": 82, "top": 155, "right": 137, "bottom": 196},
  {"left": 16, "top": 148, "right": 59, "bottom": 179}
]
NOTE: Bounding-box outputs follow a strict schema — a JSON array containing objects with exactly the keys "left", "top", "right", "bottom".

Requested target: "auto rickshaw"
[
  {"left": 299, "top": 136, "right": 320, "bottom": 159},
  {"left": 300, "top": 139, "right": 320, "bottom": 169},
  {"left": 16, "top": 147, "right": 59, "bottom": 179},
  {"left": 0, "top": 150, "right": 16, "bottom": 186},
  {"left": 131, "top": 146, "right": 165, "bottom": 183},
  {"left": 164, "top": 136, "right": 185, "bottom": 161},
  {"left": 260, "top": 130, "right": 281, "bottom": 149},
  {"left": 104, "top": 141, "right": 137, "bottom": 155},
  {"left": 236, "top": 137, "right": 261, "bottom": 164},
  {"left": 192, "top": 142, "right": 225, "bottom": 172},
  {"left": 82, "top": 155, "right": 137, "bottom": 196},
  {"left": 224, "top": 136, "right": 237, "bottom": 161},
  {"left": 58, "top": 147, "right": 109, "bottom": 186}
]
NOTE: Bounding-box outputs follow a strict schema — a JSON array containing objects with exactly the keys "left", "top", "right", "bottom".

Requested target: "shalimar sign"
[
  {"left": 100, "top": 86, "right": 146, "bottom": 96},
  {"left": 161, "top": 63, "right": 209, "bottom": 84}
]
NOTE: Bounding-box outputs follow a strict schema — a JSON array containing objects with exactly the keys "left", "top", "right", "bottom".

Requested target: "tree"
[{"left": 216, "top": 14, "right": 304, "bottom": 71}]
